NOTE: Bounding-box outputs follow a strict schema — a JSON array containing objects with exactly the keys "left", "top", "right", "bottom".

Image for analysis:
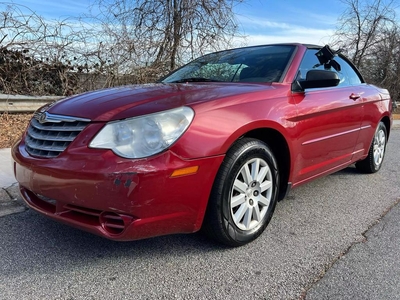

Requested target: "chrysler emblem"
[
  {"left": 39, "top": 112, "right": 48, "bottom": 124},
  {"left": 34, "top": 112, "right": 49, "bottom": 124}
]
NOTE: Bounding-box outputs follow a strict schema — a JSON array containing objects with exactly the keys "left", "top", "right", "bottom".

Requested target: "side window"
[
  {"left": 298, "top": 49, "right": 362, "bottom": 87},
  {"left": 338, "top": 56, "right": 362, "bottom": 85}
]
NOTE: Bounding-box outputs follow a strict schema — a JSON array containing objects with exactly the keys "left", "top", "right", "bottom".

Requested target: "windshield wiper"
[{"left": 169, "top": 77, "right": 221, "bottom": 83}]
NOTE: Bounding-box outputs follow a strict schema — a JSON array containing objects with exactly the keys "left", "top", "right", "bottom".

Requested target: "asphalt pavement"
[{"left": 0, "top": 121, "right": 400, "bottom": 300}]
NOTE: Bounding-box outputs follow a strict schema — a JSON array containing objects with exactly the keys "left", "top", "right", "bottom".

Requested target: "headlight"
[{"left": 89, "top": 107, "right": 194, "bottom": 158}]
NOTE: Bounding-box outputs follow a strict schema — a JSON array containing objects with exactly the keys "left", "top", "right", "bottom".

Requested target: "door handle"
[{"left": 349, "top": 93, "right": 361, "bottom": 100}]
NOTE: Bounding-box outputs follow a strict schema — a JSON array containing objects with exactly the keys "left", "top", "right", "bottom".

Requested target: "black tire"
[
  {"left": 356, "top": 121, "right": 387, "bottom": 173},
  {"left": 202, "top": 138, "right": 279, "bottom": 247}
]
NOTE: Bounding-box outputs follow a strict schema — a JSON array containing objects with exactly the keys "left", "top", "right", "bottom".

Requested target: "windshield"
[{"left": 162, "top": 45, "right": 296, "bottom": 83}]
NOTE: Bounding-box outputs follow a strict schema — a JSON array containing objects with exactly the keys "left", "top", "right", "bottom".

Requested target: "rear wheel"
[
  {"left": 356, "top": 121, "right": 387, "bottom": 173},
  {"left": 203, "top": 138, "right": 279, "bottom": 247}
]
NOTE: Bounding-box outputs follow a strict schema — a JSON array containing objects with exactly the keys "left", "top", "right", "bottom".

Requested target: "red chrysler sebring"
[{"left": 12, "top": 43, "right": 393, "bottom": 246}]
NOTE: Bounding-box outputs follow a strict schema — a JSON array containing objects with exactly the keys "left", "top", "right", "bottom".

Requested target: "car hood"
[{"left": 47, "top": 83, "right": 273, "bottom": 121}]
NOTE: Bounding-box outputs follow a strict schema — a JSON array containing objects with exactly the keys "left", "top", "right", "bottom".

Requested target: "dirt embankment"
[{"left": 0, "top": 113, "right": 32, "bottom": 148}]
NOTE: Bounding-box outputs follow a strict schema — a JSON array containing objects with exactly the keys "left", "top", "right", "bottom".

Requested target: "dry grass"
[
  {"left": 0, "top": 113, "right": 32, "bottom": 148},
  {"left": 0, "top": 112, "right": 399, "bottom": 149}
]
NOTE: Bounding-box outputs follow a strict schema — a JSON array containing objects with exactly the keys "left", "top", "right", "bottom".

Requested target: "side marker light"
[{"left": 170, "top": 166, "right": 199, "bottom": 178}]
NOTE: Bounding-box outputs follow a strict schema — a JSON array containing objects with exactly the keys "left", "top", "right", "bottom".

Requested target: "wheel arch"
[
  {"left": 241, "top": 128, "right": 291, "bottom": 200},
  {"left": 381, "top": 115, "right": 391, "bottom": 140}
]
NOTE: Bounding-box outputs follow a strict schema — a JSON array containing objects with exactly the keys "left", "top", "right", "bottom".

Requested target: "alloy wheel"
[{"left": 230, "top": 158, "right": 273, "bottom": 231}]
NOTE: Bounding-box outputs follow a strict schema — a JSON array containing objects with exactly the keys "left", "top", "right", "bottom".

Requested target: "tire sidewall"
[
  {"left": 371, "top": 122, "right": 387, "bottom": 172},
  {"left": 219, "top": 141, "right": 279, "bottom": 245}
]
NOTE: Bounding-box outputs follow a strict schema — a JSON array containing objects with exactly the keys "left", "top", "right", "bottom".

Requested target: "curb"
[{"left": 0, "top": 183, "right": 28, "bottom": 217}]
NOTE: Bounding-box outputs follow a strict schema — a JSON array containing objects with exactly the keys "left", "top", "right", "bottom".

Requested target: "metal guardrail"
[{"left": 0, "top": 95, "right": 64, "bottom": 113}]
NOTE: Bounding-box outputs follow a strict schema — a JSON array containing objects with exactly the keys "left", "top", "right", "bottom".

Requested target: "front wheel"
[
  {"left": 202, "top": 138, "right": 279, "bottom": 247},
  {"left": 356, "top": 121, "right": 387, "bottom": 173}
]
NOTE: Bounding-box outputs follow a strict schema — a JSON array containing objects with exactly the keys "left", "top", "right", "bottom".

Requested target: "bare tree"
[
  {"left": 333, "top": 0, "right": 397, "bottom": 68},
  {"left": 0, "top": 2, "right": 117, "bottom": 95},
  {"left": 0, "top": 0, "right": 246, "bottom": 95},
  {"left": 0, "top": 3, "right": 80, "bottom": 95},
  {"left": 90, "top": 0, "right": 245, "bottom": 73},
  {"left": 333, "top": 0, "right": 400, "bottom": 102}
]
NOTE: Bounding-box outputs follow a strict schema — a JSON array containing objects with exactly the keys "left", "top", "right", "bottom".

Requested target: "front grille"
[{"left": 25, "top": 113, "right": 90, "bottom": 158}]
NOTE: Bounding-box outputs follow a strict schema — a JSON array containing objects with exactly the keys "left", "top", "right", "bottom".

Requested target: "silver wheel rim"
[
  {"left": 230, "top": 158, "right": 273, "bottom": 231},
  {"left": 373, "top": 128, "right": 386, "bottom": 166}
]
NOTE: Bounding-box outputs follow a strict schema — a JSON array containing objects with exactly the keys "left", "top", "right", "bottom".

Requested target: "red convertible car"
[{"left": 12, "top": 43, "right": 393, "bottom": 246}]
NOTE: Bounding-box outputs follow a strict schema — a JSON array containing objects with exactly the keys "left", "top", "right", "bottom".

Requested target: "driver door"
[{"left": 291, "top": 49, "right": 364, "bottom": 185}]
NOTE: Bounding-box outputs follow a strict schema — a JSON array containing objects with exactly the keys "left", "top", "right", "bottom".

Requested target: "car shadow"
[{"left": 329, "top": 165, "right": 364, "bottom": 176}]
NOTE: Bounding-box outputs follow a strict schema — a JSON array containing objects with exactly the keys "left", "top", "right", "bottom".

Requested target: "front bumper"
[{"left": 12, "top": 142, "right": 223, "bottom": 241}]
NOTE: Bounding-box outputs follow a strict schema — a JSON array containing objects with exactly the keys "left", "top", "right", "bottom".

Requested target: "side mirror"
[{"left": 292, "top": 70, "right": 340, "bottom": 92}]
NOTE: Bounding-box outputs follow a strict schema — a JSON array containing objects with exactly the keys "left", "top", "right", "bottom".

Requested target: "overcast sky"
[{"left": 12, "top": 0, "right": 346, "bottom": 45}]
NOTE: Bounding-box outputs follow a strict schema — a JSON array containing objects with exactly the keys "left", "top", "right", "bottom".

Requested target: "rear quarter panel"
[{"left": 355, "top": 85, "right": 393, "bottom": 160}]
